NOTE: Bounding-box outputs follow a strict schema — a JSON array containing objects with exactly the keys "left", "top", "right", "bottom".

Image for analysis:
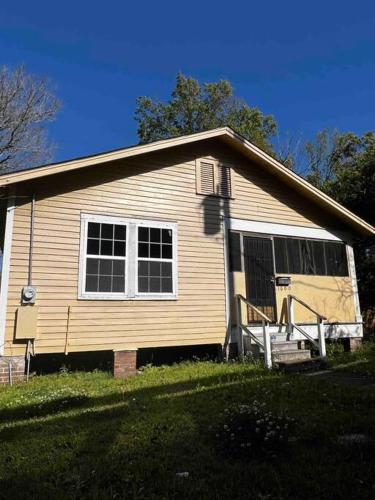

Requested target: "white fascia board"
[{"left": 227, "top": 218, "right": 346, "bottom": 242}]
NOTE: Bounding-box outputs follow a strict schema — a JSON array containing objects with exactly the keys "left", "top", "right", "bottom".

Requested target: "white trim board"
[
  {"left": 227, "top": 218, "right": 346, "bottom": 242},
  {"left": 0, "top": 197, "right": 15, "bottom": 355}
]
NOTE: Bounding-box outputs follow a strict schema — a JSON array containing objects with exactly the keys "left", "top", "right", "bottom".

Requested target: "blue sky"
[{"left": 1, "top": 1, "right": 375, "bottom": 163}]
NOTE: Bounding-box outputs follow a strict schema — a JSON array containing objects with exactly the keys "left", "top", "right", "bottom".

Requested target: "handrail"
[
  {"left": 288, "top": 294, "right": 327, "bottom": 320},
  {"left": 287, "top": 294, "right": 326, "bottom": 357},
  {"left": 236, "top": 295, "right": 272, "bottom": 322},
  {"left": 236, "top": 294, "right": 272, "bottom": 369}
]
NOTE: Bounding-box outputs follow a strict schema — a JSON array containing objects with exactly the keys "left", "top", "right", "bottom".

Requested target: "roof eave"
[{"left": 0, "top": 126, "right": 373, "bottom": 237}]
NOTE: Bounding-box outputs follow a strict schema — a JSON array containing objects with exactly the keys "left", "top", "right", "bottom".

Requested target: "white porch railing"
[
  {"left": 287, "top": 294, "right": 327, "bottom": 358},
  {"left": 236, "top": 294, "right": 272, "bottom": 369}
]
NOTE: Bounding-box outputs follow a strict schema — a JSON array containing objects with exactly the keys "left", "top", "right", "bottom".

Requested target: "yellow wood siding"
[{"left": 3, "top": 140, "right": 356, "bottom": 355}]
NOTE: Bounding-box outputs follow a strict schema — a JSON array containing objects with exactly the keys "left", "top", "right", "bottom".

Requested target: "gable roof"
[{"left": 0, "top": 127, "right": 373, "bottom": 236}]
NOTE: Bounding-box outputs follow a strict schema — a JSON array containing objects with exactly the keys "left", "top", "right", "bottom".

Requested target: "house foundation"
[
  {"left": 349, "top": 337, "right": 362, "bottom": 352},
  {"left": 0, "top": 355, "right": 25, "bottom": 384},
  {"left": 113, "top": 349, "right": 137, "bottom": 378}
]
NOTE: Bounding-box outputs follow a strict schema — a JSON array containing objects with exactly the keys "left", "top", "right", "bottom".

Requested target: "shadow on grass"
[{"left": 1, "top": 367, "right": 375, "bottom": 499}]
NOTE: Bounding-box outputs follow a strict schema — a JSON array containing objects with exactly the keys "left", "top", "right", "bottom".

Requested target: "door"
[{"left": 243, "top": 236, "right": 277, "bottom": 323}]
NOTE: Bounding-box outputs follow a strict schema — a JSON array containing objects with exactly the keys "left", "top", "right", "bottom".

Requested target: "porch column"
[{"left": 113, "top": 349, "right": 138, "bottom": 378}]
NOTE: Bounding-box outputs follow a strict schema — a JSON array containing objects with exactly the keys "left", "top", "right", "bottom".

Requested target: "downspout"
[{"left": 25, "top": 193, "right": 36, "bottom": 380}]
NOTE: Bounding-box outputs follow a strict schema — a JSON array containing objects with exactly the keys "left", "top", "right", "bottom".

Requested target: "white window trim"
[{"left": 78, "top": 214, "right": 178, "bottom": 300}]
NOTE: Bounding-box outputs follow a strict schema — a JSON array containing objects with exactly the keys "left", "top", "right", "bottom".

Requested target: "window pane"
[
  {"left": 99, "top": 259, "right": 112, "bottom": 275},
  {"left": 86, "top": 258, "right": 126, "bottom": 294},
  {"left": 113, "top": 260, "right": 125, "bottom": 276},
  {"left": 325, "top": 242, "right": 348, "bottom": 276},
  {"left": 287, "top": 239, "right": 301, "bottom": 274},
  {"left": 229, "top": 232, "right": 242, "bottom": 272},
  {"left": 114, "top": 225, "right": 126, "bottom": 241},
  {"left": 150, "top": 244, "right": 161, "bottom": 258},
  {"left": 161, "top": 262, "right": 172, "bottom": 277},
  {"left": 101, "top": 223, "right": 113, "bottom": 239},
  {"left": 161, "top": 277, "right": 173, "bottom": 293},
  {"left": 300, "top": 240, "right": 315, "bottom": 275},
  {"left": 138, "top": 227, "right": 149, "bottom": 242},
  {"left": 112, "top": 276, "right": 125, "bottom": 293},
  {"left": 98, "top": 275, "right": 111, "bottom": 292},
  {"left": 138, "top": 277, "right": 148, "bottom": 292},
  {"left": 150, "top": 277, "right": 161, "bottom": 293},
  {"left": 312, "top": 241, "right": 325, "bottom": 275},
  {"left": 85, "top": 275, "right": 98, "bottom": 292},
  {"left": 150, "top": 228, "right": 161, "bottom": 243},
  {"left": 138, "top": 261, "right": 149, "bottom": 277},
  {"left": 114, "top": 241, "right": 126, "bottom": 257},
  {"left": 87, "top": 238, "right": 100, "bottom": 255},
  {"left": 88, "top": 222, "right": 100, "bottom": 238},
  {"left": 101, "top": 239, "right": 113, "bottom": 256},
  {"left": 86, "top": 258, "right": 99, "bottom": 274},
  {"left": 150, "top": 261, "right": 161, "bottom": 276},
  {"left": 162, "top": 229, "right": 172, "bottom": 244},
  {"left": 162, "top": 245, "right": 172, "bottom": 259},
  {"left": 274, "top": 238, "right": 288, "bottom": 273},
  {"left": 138, "top": 243, "right": 149, "bottom": 258}
]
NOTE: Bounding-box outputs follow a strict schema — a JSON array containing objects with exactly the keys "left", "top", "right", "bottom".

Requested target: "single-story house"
[{"left": 0, "top": 127, "right": 374, "bottom": 382}]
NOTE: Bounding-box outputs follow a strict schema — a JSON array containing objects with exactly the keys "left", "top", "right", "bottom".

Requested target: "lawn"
[
  {"left": 0, "top": 360, "right": 375, "bottom": 499},
  {"left": 327, "top": 339, "right": 375, "bottom": 376}
]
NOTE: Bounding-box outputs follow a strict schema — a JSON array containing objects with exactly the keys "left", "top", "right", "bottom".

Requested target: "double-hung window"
[{"left": 79, "top": 214, "right": 177, "bottom": 300}]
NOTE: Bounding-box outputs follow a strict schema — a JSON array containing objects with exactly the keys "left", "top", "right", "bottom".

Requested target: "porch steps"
[
  {"left": 244, "top": 334, "right": 312, "bottom": 364},
  {"left": 273, "top": 349, "right": 311, "bottom": 363},
  {"left": 276, "top": 357, "right": 327, "bottom": 373}
]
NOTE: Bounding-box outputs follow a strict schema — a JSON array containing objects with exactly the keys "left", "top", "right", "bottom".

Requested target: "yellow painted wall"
[
  {"left": 230, "top": 270, "right": 356, "bottom": 325},
  {"left": 275, "top": 275, "right": 355, "bottom": 323}
]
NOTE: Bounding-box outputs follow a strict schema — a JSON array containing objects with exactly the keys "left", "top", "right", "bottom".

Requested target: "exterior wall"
[
  {"left": 231, "top": 270, "right": 356, "bottom": 324},
  {"left": 2, "top": 139, "right": 358, "bottom": 356},
  {"left": 275, "top": 275, "right": 355, "bottom": 323}
]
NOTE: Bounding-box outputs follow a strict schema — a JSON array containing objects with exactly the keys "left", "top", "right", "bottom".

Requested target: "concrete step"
[
  {"left": 277, "top": 357, "right": 327, "bottom": 373},
  {"left": 272, "top": 349, "right": 311, "bottom": 363},
  {"left": 271, "top": 341, "right": 298, "bottom": 352}
]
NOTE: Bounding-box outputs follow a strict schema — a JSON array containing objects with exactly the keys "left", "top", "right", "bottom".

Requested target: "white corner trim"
[
  {"left": 346, "top": 244, "right": 362, "bottom": 322},
  {"left": 0, "top": 196, "right": 15, "bottom": 355},
  {"left": 222, "top": 217, "right": 231, "bottom": 333},
  {"left": 227, "top": 218, "right": 346, "bottom": 242}
]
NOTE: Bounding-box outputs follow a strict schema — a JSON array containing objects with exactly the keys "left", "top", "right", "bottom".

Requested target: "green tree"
[
  {"left": 135, "top": 73, "right": 277, "bottom": 154},
  {"left": 304, "top": 130, "right": 375, "bottom": 317}
]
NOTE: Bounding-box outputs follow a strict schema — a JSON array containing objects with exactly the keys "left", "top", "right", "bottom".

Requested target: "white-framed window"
[{"left": 79, "top": 214, "right": 178, "bottom": 300}]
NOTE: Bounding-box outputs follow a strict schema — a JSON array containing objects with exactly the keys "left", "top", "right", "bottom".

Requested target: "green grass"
[
  {"left": 1, "top": 360, "right": 375, "bottom": 499},
  {"left": 327, "top": 340, "right": 375, "bottom": 376}
]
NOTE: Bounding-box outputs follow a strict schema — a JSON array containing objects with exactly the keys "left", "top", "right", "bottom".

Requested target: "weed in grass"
[{"left": 213, "top": 401, "right": 296, "bottom": 461}]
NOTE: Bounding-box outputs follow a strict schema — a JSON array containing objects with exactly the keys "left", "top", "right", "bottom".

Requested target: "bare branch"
[{"left": 0, "top": 65, "right": 61, "bottom": 172}]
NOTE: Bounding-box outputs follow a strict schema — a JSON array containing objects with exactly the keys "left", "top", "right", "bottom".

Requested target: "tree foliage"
[
  {"left": 0, "top": 66, "right": 60, "bottom": 172},
  {"left": 304, "top": 130, "right": 375, "bottom": 313},
  {"left": 135, "top": 73, "right": 276, "bottom": 153}
]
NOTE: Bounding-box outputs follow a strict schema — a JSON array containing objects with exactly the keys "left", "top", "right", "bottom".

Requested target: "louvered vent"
[
  {"left": 217, "top": 165, "right": 231, "bottom": 198},
  {"left": 199, "top": 161, "right": 215, "bottom": 194}
]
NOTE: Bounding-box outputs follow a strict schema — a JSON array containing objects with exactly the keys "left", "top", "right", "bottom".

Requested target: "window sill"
[{"left": 78, "top": 293, "right": 178, "bottom": 301}]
